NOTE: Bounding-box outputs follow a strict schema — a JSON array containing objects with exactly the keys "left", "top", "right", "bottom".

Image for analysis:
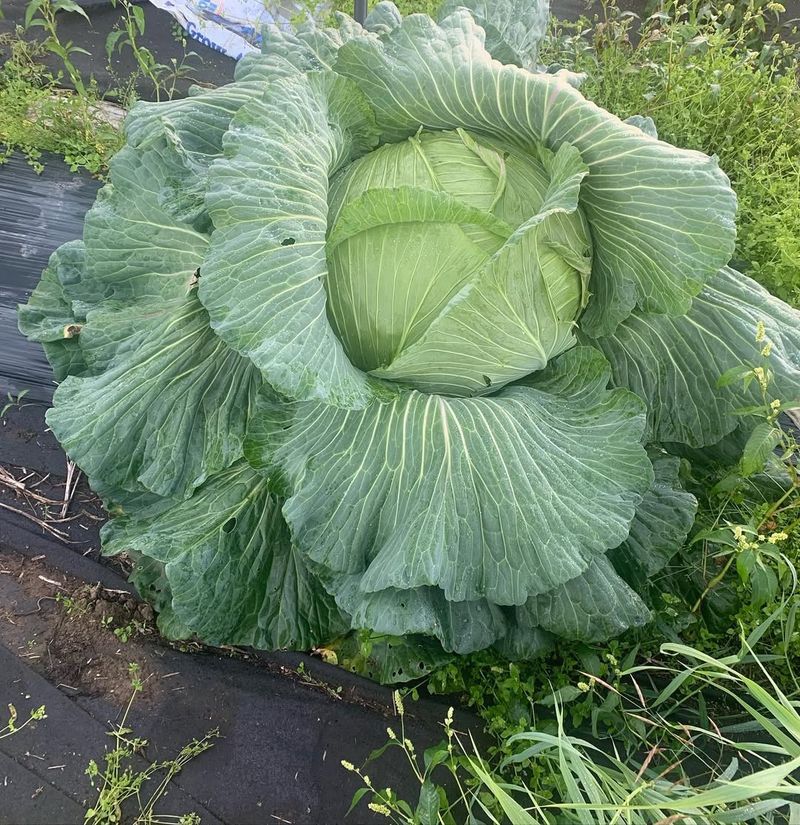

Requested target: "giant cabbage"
[{"left": 18, "top": 0, "right": 800, "bottom": 673}]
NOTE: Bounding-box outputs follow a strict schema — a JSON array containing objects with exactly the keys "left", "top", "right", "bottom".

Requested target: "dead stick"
[{"left": 0, "top": 501, "right": 72, "bottom": 542}]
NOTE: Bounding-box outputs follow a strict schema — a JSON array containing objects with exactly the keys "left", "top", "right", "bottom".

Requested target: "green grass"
[
  {"left": 330, "top": 0, "right": 441, "bottom": 17},
  {"left": 349, "top": 639, "right": 800, "bottom": 823},
  {"left": 0, "top": 34, "right": 123, "bottom": 175}
]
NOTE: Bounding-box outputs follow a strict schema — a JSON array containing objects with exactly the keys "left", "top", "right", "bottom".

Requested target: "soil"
[{"left": 0, "top": 552, "right": 158, "bottom": 703}]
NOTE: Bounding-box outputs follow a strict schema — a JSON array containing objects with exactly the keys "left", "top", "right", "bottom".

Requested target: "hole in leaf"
[
  {"left": 281, "top": 237, "right": 296, "bottom": 246},
  {"left": 222, "top": 517, "right": 236, "bottom": 533}
]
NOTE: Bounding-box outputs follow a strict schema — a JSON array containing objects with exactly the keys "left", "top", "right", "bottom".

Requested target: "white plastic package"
[{"left": 147, "top": 0, "right": 332, "bottom": 59}]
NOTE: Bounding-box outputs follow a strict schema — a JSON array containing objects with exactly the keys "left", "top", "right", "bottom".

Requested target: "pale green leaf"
[
  {"left": 372, "top": 142, "right": 590, "bottom": 395},
  {"left": 593, "top": 267, "right": 800, "bottom": 446},
  {"left": 103, "top": 462, "right": 346, "bottom": 649},
  {"left": 247, "top": 346, "right": 651, "bottom": 605}
]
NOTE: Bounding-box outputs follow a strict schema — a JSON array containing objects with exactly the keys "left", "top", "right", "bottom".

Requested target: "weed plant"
[
  {"left": 0, "top": 0, "right": 197, "bottom": 175},
  {"left": 1, "top": 701, "right": 47, "bottom": 740},
  {"left": 348, "top": 640, "right": 800, "bottom": 822},
  {"left": 330, "top": 0, "right": 442, "bottom": 17},
  {"left": 0, "top": 34, "right": 123, "bottom": 174},
  {"left": 84, "top": 664, "right": 218, "bottom": 825}
]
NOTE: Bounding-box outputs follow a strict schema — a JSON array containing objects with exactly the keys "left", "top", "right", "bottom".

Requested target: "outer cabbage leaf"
[
  {"left": 333, "top": 632, "right": 456, "bottom": 683},
  {"left": 494, "top": 624, "right": 555, "bottom": 661},
  {"left": 334, "top": 11, "right": 736, "bottom": 337},
  {"left": 125, "top": 552, "right": 192, "bottom": 640},
  {"left": 125, "top": 69, "right": 273, "bottom": 156},
  {"left": 17, "top": 243, "right": 82, "bottom": 342},
  {"left": 17, "top": 241, "right": 88, "bottom": 381},
  {"left": 364, "top": 2, "right": 402, "bottom": 35},
  {"left": 624, "top": 114, "right": 658, "bottom": 139},
  {"left": 246, "top": 346, "right": 652, "bottom": 606},
  {"left": 103, "top": 462, "right": 346, "bottom": 649},
  {"left": 438, "top": 0, "right": 549, "bottom": 69},
  {"left": 324, "top": 448, "right": 693, "bottom": 655},
  {"left": 609, "top": 449, "right": 697, "bottom": 582},
  {"left": 593, "top": 267, "right": 800, "bottom": 446},
  {"left": 250, "top": 13, "right": 373, "bottom": 72},
  {"left": 326, "top": 574, "right": 506, "bottom": 654},
  {"left": 26, "top": 48, "right": 376, "bottom": 498},
  {"left": 77, "top": 41, "right": 357, "bottom": 308},
  {"left": 510, "top": 556, "right": 650, "bottom": 643},
  {"left": 47, "top": 294, "right": 261, "bottom": 499},
  {"left": 200, "top": 72, "right": 383, "bottom": 407},
  {"left": 494, "top": 447, "right": 696, "bottom": 651},
  {"left": 77, "top": 139, "right": 210, "bottom": 306},
  {"left": 125, "top": 34, "right": 339, "bottom": 151}
]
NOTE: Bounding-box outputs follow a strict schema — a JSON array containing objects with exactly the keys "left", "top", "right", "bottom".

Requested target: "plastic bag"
[{"left": 147, "top": 0, "right": 332, "bottom": 59}]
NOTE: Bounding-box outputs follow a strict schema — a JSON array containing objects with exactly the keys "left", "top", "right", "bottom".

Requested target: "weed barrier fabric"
[{"left": 0, "top": 154, "right": 101, "bottom": 402}]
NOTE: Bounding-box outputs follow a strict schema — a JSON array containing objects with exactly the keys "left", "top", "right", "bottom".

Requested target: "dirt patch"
[
  {"left": 0, "top": 549, "right": 406, "bottom": 721},
  {"left": 0, "top": 551, "right": 164, "bottom": 705}
]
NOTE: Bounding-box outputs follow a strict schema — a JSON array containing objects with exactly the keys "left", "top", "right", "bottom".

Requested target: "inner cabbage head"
[{"left": 324, "top": 128, "right": 591, "bottom": 395}]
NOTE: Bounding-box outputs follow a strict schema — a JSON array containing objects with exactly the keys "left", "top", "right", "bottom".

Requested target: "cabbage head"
[{"left": 19, "top": 0, "right": 800, "bottom": 675}]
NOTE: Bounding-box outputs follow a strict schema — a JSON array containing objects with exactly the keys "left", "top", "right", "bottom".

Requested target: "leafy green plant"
[
  {"left": 1, "top": 702, "right": 47, "bottom": 740},
  {"left": 16, "top": 0, "right": 800, "bottom": 676},
  {"left": 84, "top": 664, "right": 218, "bottom": 825},
  {"left": 0, "top": 32, "right": 123, "bottom": 174},
  {"left": 331, "top": 0, "right": 442, "bottom": 17},
  {"left": 0, "top": 0, "right": 197, "bottom": 175},
  {"left": 0, "top": 388, "right": 29, "bottom": 417},
  {"left": 349, "top": 639, "right": 800, "bottom": 823},
  {"left": 105, "top": 0, "right": 198, "bottom": 102},
  {"left": 22, "top": 0, "right": 91, "bottom": 96}
]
